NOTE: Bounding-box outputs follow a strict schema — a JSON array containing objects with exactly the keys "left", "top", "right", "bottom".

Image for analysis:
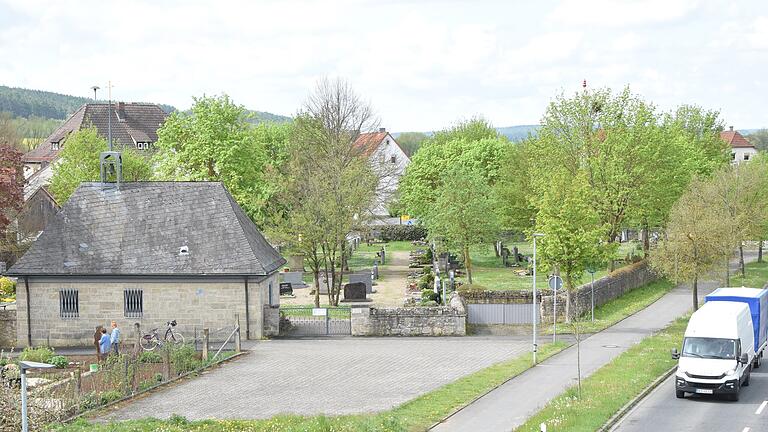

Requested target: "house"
[
  {"left": 23, "top": 102, "right": 168, "bottom": 178},
  {"left": 353, "top": 128, "right": 410, "bottom": 218},
  {"left": 6, "top": 181, "right": 286, "bottom": 347},
  {"left": 721, "top": 126, "right": 757, "bottom": 164}
]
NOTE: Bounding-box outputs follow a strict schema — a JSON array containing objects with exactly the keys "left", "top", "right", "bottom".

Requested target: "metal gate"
[
  {"left": 279, "top": 306, "right": 352, "bottom": 336},
  {"left": 467, "top": 303, "right": 539, "bottom": 325}
]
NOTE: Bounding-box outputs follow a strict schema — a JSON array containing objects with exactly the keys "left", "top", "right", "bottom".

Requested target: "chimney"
[
  {"left": 117, "top": 102, "right": 126, "bottom": 121},
  {"left": 379, "top": 127, "right": 386, "bottom": 133},
  {"left": 729, "top": 126, "right": 734, "bottom": 131}
]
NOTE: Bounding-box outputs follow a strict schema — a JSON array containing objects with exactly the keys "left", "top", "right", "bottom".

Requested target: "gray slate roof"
[{"left": 8, "top": 182, "right": 285, "bottom": 277}]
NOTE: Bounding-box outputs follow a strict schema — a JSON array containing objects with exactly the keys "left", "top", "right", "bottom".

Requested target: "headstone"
[
  {"left": 288, "top": 255, "right": 305, "bottom": 272},
  {"left": 349, "top": 273, "right": 373, "bottom": 294},
  {"left": 281, "top": 271, "right": 307, "bottom": 288},
  {"left": 318, "top": 272, "right": 332, "bottom": 294},
  {"left": 438, "top": 253, "right": 449, "bottom": 273},
  {"left": 341, "top": 282, "right": 368, "bottom": 302},
  {"left": 380, "top": 248, "right": 386, "bottom": 264},
  {"left": 279, "top": 283, "right": 293, "bottom": 296},
  {"left": 373, "top": 262, "right": 379, "bottom": 280},
  {"left": 512, "top": 246, "right": 519, "bottom": 265},
  {"left": 501, "top": 247, "right": 510, "bottom": 267}
]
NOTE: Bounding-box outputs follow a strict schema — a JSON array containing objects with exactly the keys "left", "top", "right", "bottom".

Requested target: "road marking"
[
  {"left": 756, "top": 400, "right": 768, "bottom": 415},
  {"left": 742, "top": 427, "right": 750, "bottom": 432}
]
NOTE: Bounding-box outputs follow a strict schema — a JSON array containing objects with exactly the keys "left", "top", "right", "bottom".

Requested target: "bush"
[
  {"left": 49, "top": 355, "right": 68, "bottom": 369},
  {"left": 421, "top": 289, "right": 438, "bottom": 303},
  {"left": 137, "top": 351, "right": 162, "bottom": 363},
  {"left": 99, "top": 390, "right": 123, "bottom": 405},
  {"left": 417, "top": 272, "right": 435, "bottom": 291},
  {"left": 380, "top": 225, "right": 427, "bottom": 242},
  {"left": 457, "top": 284, "right": 488, "bottom": 295},
  {"left": 19, "top": 346, "right": 54, "bottom": 363},
  {"left": 0, "top": 277, "right": 15, "bottom": 300},
  {"left": 170, "top": 344, "right": 201, "bottom": 375}
]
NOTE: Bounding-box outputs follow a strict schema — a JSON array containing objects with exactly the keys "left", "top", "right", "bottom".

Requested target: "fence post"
[
  {"left": 123, "top": 356, "right": 130, "bottom": 396},
  {"left": 133, "top": 322, "right": 141, "bottom": 357},
  {"left": 203, "top": 328, "right": 209, "bottom": 361},
  {"left": 73, "top": 365, "right": 81, "bottom": 401},
  {"left": 162, "top": 346, "right": 171, "bottom": 381},
  {"left": 234, "top": 314, "right": 242, "bottom": 353}
]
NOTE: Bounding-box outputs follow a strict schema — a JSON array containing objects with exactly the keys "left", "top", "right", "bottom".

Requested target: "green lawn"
[
  {"left": 53, "top": 342, "right": 568, "bottom": 432},
  {"left": 515, "top": 315, "right": 688, "bottom": 432},
  {"left": 729, "top": 260, "right": 768, "bottom": 288}
]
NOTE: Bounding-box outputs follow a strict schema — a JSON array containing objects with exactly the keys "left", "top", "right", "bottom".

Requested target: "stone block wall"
[
  {"left": 352, "top": 306, "right": 466, "bottom": 336},
  {"left": 461, "top": 290, "right": 537, "bottom": 304},
  {"left": 263, "top": 305, "right": 280, "bottom": 337},
  {"left": 0, "top": 307, "right": 16, "bottom": 348}
]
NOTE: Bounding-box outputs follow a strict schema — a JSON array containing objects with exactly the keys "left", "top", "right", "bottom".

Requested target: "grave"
[
  {"left": 349, "top": 272, "right": 373, "bottom": 294},
  {"left": 279, "top": 282, "right": 293, "bottom": 297},
  {"left": 281, "top": 271, "right": 308, "bottom": 288},
  {"left": 341, "top": 282, "right": 370, "bottom": 302}
]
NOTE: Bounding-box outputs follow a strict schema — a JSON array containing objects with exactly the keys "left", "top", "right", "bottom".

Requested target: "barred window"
[
  {"left": 124, "top": 289, "right": 143, "bottom": 318},
  {"left": 59, "top": 289, "right": 79, "bottom": 318}
]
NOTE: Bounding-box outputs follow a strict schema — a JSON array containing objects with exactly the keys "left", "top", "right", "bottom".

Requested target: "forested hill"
[{"left": 0, "top": 85, "right": 176, "bottom": 119}]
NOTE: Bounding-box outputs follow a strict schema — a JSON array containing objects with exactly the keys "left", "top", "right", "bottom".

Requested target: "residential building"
[
  {"left": 6, "top": 181, "right": 285, "bottom": 347},
  {"left": 353, "top": 128, "right": 410, "bottom": 219},
  {"left": 721, "top": 126, "right": 757, "bottom": 164}
]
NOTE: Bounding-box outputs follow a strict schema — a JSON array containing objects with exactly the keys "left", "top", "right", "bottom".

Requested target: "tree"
[
  {"left": 0, "top": 112, "right": 21, "bottom": 150},
  {"left": 494, "top": 138, "right": 537, "bottom": 233},
  {"left": 275, "top": 78, "right": 378, "bottom": 307},
  {"left": 424, "top": 166, "right": 500, "bottom": 284},
  {"left": 535, "top": 173, "right": 607, "bottom": 321},
  {"left": 153, "top": 95, "right": 288, "bottom": 228},
  {"left": 399, "top": 119, "right": 508, "bottom": 220},
  {"left": 650, "top": 177, "right": 732, "bottom": 311},
  {"left": 395, "top": 132, "right": 429, "bottom": 156},
  {"left": 48, "top": 128, "right": 152, "bottom": 203},
  {"left": 746, "top": 129, "right": 768, "bottom": 152},
  {"left": 0, "top": 145, "right": 24, "bottom": 232}
]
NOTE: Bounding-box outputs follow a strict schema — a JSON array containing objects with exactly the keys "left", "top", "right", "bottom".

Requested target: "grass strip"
[
  {"left": 730, "top": 260, "right": 768, "bottom": 288},
  {"left": 51, "top": 342, "right": 568, "bottom": 432},
  {"left": 514, "top": 316, "right": 688, "bottom": 432}
]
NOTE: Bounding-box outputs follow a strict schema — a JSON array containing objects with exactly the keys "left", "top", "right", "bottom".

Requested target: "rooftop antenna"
[
  {"left": 107, "top": 80, "right": 114, "bottom": 151},
  {"left": 91, "top": 85, "right": 100, "bottom": 100},
  {"left": 582, "top": 79, "right": 587, "bottom": 90}
]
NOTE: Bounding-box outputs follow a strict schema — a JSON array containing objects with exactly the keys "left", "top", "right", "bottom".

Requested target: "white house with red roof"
[
  {"left": 721, "top": 126, "right": 757, "bottom": 164},
  {"left": 353, "top": 128, "right": 410, "bottom": 218}
]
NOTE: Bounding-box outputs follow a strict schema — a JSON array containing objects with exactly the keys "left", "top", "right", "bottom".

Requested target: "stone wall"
[
  {"left": 0, "top": 307, "right": 16, "bottom": 348},
  {"left": 540, "top": 261, "right": 656, "bottom": 322},
  {"left": 352, "top": 294, "right": 466, "bottom": 336},
  {"left": 263, "top": 305, "right": 280, "bottom": 337},
  {"left": 461, "top": 290, "right": 536, "bottom": 304},
  {"left": 16, "top": 274, "right": 277, "bottom": 347}
]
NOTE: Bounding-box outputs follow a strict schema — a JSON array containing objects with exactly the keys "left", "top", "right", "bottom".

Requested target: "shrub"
[
  {"left": 99, "top": 390, "right": 123, "bottom": 405},
  {"left": 0, "top": 277, "right": 15, "bottom": 298},
  {"left": 79, "top": 392, "right": 99, "bottom": 411},
  {"left": 380, "top": 225, "right": 427, "bottom": 242},
  {"left": 417, "top": 272, "right": 435, "bottom": 291},
  {"left": 154, "top": 372, "right": 163, "bottom": 383},
  {"left": 19, "top": 346, "right": 54, "bottom": 363},
  {"left": 421, "top": 289, "right": 438, "bottom": 303},
  {"left": 170, "top": 344, "right": 201, "bottom": 375},
  {"left": 49, "top": 355, "right": 68, "bottom": 369},
  {"left": 458, "top": 284, "right": 488, "bottom": 295},
  {"left": 137, "top": 351, "right": 162, "bottom": 364}
]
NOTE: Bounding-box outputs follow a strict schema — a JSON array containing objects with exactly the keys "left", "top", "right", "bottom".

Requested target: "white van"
[{"left": 673, "top": 301, "right": 754, "bottom": 401}]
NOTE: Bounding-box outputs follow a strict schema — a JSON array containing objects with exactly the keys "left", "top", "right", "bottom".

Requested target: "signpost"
[
  {"left": 586, "top": 266, "right": 597, "bottom": 322},
  {"left": 532, "top": 233, "right": 544, "bottom": 364},
  {"left": 20, "top": 361, "right": 55, "bottom": 432},
  {"left": 548, "top": 275, "right": 563, "bottom": 342}
]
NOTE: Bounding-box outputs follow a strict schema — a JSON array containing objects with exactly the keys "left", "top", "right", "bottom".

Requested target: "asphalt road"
[{"left": 612, "top": 368, "right": 768, "bottom": 432}]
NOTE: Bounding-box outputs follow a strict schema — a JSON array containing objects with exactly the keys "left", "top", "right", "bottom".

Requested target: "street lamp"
[
  {"left": 20, "top": 360, "right": 55, "bottom": 432},
  {"left": 532, "top": 233, "right": 545, "bottom": 364}
]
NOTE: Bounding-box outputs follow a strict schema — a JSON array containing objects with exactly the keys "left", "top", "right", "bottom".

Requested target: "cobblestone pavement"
[{"left": 98, "top": 336, "right": 529, "bottom": 421}]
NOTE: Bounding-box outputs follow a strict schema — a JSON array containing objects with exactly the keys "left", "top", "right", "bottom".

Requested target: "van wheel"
[
  {"left": 676, "top": 390, "right": 685, "bottom": 399},
  {"left": 755, "top": 353, "right": 763, "bottom": 369},
  {"left": 744, "top": 370, "right": 751, "bottom": 387}
]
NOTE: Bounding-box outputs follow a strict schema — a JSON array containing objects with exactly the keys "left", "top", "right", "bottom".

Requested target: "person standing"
[
  {"left": 93, "top": 325, "right": 104, "bottom": 361},
  {"left": 99, "top": 328, "right": 111, "bottom": 358},
  {"left": 110, "top": 321, "right": 121, "bottom": 355}
]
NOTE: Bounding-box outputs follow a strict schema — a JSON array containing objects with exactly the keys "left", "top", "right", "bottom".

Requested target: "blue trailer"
[{"left": 705, "top": 287, "right": 768, "bottom": 368}]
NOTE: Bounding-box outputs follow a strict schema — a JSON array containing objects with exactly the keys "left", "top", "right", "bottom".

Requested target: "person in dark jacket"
[{"left": 93, "top": 325, "right": 104, "bottom": 361}]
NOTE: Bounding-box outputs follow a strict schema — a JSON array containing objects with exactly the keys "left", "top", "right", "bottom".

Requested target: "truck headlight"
[{"left": 726, "top": 369, "right": 736, "bottom": 376}]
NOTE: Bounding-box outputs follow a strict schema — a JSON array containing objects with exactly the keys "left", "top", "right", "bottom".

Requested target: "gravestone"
[
  {"left": 281, "top": 271, "right": 307, "bottom": 288},
  {"left": 341, "top": 282, "right": 369, "bottom": 302},
  {"left": 279, "top": 282, "right": 293, "bottom": 296},
  {"left": 318, "top": 273, "right": 332, "bottom": 294},
  {"left": 349, "top": 273, "right": 373, "bottom": 294},
  {"left": 512, "top": 246, "right": 520, "bottom": 265},
  {"left": 438, "top": 253, "right": 449, "bottom": 273},
  {"left": 373, "top": 262, "right": 379, "bottom": 280},
  {"left": 501, "top": 247, "right": 510, "bottom": 267}
]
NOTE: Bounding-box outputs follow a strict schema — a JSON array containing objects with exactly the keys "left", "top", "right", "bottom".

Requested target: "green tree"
[
  {"left": 395, "top": 132, "right": 429, "bottom": 156},
  {"left": 48, "top": 128, "right": 152, "bottom": 203},
  {"left": 650, "top": 177, "right": 732, "bottom": 311},
  {"left": 535, "top": 173, "right": 607, "bottom": 321},
  {"left": 494, "top": 138, "right": 537, "bottom": 233},
  {"left": 153, "top": 95, "right": 288, "bottom": 227},
  {"left": 0, "top": 112, "right": 21, "bottom": 150},
  {"left": 0, "top": 145, "right": 23, "bottom": 231},
  {"left": 424, "top": 166, "right": 500, "bottom": 284},
  {"left": 746, "top": 129, "right": 768, "bottom": 152}
]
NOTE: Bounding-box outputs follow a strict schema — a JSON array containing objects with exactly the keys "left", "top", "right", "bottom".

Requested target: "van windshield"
[{"left": 682, "top": 337, "right": 737, "bottom": 360}]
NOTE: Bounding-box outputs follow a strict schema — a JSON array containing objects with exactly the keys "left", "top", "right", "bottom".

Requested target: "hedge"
[{"left": 379, "top": 225, "right": 427, "bottom": 241}]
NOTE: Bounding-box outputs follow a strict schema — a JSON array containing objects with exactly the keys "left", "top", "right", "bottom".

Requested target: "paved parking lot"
[{"left": 99, "top": 336, "right": 529, "bottom": 421}]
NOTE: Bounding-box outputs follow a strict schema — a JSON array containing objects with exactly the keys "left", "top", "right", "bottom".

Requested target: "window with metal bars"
[
  {"left": 124, "top": 289, "right": 143, "bottom": 318},
  {"left": 59, "top": 289, "right": 79, "bottom": 318}
]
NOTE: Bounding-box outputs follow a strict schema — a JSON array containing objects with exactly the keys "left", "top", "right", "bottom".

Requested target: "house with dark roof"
[
  {"left": 353, "top": 128, "right": 410, "bottom": 218},
  {"left": 6, "top": 181, "right": 285, "bottom": 347},
  {"left": 721, "top": 126, "right": 757, "bottom": 164}
]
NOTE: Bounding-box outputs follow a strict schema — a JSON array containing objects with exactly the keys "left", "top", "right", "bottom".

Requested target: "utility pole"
[{"left": 532, "top": 233, "right": 544, "bottom": 364}]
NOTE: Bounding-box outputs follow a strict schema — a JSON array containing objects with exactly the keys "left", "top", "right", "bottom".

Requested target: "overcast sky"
[{"left": 0, "top": 0, "right": 765, "bottom": 131}]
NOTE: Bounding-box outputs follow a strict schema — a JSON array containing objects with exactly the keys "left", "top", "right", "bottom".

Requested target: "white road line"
[
  {"left": 757, "top": 401, "right": 768, "bottom": 415},
  {"left": 742, "top": 427, "right": 750, "bottom": 432}
]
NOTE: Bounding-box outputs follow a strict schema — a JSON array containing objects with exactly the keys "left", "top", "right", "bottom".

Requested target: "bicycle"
[{"left": 140, "top": 320, "right": 185, "bottom": 351}]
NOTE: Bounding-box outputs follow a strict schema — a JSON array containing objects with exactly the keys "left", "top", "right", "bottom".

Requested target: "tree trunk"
[
  {"left": 206, "top": 159, "right": 216, "bottom": 178},
  {"left": 739, "top": 243, "right": 745, "bottom": 279},
  {"left": 464, "top": 245, "right": 473, "bottom": 284},
  {"left": 759, "top": 240, "right": 764, "bottom": 263},
  {"left": 313, "top": 270, "right": 320, "bottom": 308},
  {"left": 642, "top": 219, "right": 650, "bottom": 257},
  {"left": 725, "top": 262, "right": 730, "bottom": 287},
  {"left": 564, "top": 275, "right": 573, "bottom": 324},
  {"left": 692, "top": 275, "right": 699, "bottom": 311}
]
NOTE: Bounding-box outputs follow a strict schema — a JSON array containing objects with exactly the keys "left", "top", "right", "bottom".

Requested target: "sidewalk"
[{"left": 431, "top": 253, "right": 758, "bottom": 432}]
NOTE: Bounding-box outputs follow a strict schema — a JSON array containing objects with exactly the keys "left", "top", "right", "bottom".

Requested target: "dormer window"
[
  {"left": 390, "top": 155, "right": 396, "bottom": 164},
  {"left": 52, "top": 141, "right": 60, "bottom": 151},
  {"left": 136, "top": 142, "right": 151, "bottom": 150}
]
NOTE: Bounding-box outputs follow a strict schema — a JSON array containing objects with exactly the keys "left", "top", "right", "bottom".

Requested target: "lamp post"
[
  {"left": 20, "top": 360, "right": 55, "bottom": 432},
  {"left": 532, "top": 233, "right": 544, "bottom": 364}
]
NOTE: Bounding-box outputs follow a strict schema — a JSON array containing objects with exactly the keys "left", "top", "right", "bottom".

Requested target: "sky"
[{"left": 0, "top": 0, "right": 766, "bottom": 132}]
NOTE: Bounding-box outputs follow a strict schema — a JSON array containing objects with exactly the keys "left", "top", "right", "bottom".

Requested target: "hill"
[
  {"left": 495, "top": 124, "right": 540, "bottom": 142},
  {"left": 247, "top": 110, "right": 292, "bottom": 123}
]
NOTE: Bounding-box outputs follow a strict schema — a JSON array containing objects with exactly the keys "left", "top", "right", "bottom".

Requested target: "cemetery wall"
[
  {"left": 540, "top": 261, "right": 656, "bottom": 322},
  {"left": 0, "top": 306, "right": 16, "bottom": 347},
  {"left": 352, "top": 302, "right": 466, "bottom": 336},
  {"left": 462, "top": 290, "right": 537, "bottom": 304},
  {"left": 263, "top": 305, "right": 280, "bottom": 337}
]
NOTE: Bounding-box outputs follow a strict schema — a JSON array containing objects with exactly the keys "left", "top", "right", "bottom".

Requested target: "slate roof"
[
  {"left": 720, "top": 130, "right": 755, "bottom": 149},
  {"left": 24, "top": 103, "right": 168, "bottom": 163},
  {"left": 7, "top": 182, "right": 285, "bottom": 277}
]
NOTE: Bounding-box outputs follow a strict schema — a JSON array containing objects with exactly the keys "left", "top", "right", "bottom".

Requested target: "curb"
[{"left": 598, "top": 365, "right": 677, "bottom": 432}]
